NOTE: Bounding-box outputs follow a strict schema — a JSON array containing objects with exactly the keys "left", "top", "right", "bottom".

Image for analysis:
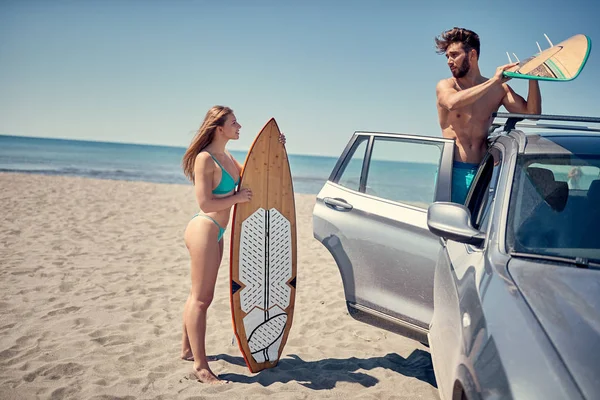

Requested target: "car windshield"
[{"left": 506, "top": 153, "right": 600, "bottom": 263}]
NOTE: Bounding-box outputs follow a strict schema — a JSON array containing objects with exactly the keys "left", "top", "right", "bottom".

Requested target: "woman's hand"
[
  {"left": 279, "top": 132, "right": 286, "bottom": 145},
  {"left": 235, "top": 188, "right": 253, "bottom": 203}
]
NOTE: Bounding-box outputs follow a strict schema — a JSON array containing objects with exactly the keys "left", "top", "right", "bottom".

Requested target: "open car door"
[{"left": 313, "top": 131, "right": 454, "bottom": 342}]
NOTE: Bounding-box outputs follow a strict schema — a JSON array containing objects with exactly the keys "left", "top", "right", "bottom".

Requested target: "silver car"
[{"left": 313, "top": 113, "right": 600, "bottom": 400}]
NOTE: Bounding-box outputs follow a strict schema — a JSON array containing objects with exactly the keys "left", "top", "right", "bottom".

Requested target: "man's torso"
[{"left": 438, "top": 77, "right": 506, "bottom": 163}]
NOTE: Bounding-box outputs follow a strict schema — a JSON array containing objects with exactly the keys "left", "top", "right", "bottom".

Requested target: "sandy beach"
[{"left": 0, "top": 172, "right": 438, "bottom": 399}]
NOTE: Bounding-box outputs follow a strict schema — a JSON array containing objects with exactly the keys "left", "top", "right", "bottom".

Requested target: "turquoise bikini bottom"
[{"left": 192, "top": 214, "right": 226, "bottom": 242}]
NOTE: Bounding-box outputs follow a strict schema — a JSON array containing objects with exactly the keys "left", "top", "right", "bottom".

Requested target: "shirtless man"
[{"left": 435, "top": 27, "right": 542, "bottom": 203}]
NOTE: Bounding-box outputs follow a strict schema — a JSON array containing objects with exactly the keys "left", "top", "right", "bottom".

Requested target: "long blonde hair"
[{"left": 182, "top": 105, "right": 233, "bottom": 182}]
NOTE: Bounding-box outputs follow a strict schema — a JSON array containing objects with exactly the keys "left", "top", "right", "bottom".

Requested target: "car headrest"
[
  {"left": 526, "top": 167, "right": 568, "bottom": 211},
  {"left": 588, "top": 180, "right": 600, "bottom": 204},
  {"left": 526, "top": 167, "right": 556, "bottom": 197},
  {"left": 546, "top": 181, "right": 569, "bottom": 212},
  {"left": 527, "top": 167, "right": 556, "bottom": 186}
]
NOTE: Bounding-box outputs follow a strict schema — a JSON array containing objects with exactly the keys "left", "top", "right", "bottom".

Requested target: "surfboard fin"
[{"left": 507, "top": 35, "right": 554, "bottom": 64}]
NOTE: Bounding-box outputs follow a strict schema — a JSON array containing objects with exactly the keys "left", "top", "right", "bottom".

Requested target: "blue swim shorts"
[{"left": 451, "top": 161, "right": 479, "bottom": 204}]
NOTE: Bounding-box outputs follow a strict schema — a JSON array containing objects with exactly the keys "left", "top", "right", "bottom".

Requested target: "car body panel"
[
  {"left": 509, "top": 259, "right": 600, "bottom": 400},
  {"left": 315, "top": 181, "right": 438, "bottom": 327},
  {"left": 430, "top": 134, "right": 588, "bottom": 400},
  {"left": 313, "top": 132, "right": 454, "bottom": 338},
  {"left": 476, "top": 262, "right": 582, "bottom": 400},
  {"left": 313, "top": 124, "right": 600, "bottom": 400},
  {"left": 523, "top": 134, "right": 600, "bottom": 155},
  {"left": 431, "top": 238, "right": 584, "bottom": 400}
]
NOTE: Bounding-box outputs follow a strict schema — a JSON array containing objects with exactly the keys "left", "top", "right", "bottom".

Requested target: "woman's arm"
[{"left": 194, "top": 153, "right": 249, "bottom": 213}]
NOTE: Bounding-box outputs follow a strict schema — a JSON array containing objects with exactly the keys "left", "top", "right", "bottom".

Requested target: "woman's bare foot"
[
  {"left": 181, "top": 350, "right": 194, "bottom": 361},
  {"left": 193, "top": 368, "right": 228, "bottom": 385}
]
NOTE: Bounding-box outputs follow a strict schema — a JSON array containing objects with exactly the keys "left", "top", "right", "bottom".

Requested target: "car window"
[
  {"left": 528, "top": 163, "right": 599, "bottom": 191},
  {"left": 467, "top": 147, "right": 502, "bottom": 232},
  {"left": 336, "top": 136, "right": 368, "bottom": 191},
  {"left": 365, "top": 138, "right": 442, "bottom": 208},
  {"left": 507, "top": 154, "right": 600, "bottom": 262}
]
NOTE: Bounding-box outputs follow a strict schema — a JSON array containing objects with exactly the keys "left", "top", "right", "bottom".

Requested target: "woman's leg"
[
  {"left": 218, "top": 236, "right": 224, "bottom": 261},
  {"left": 183, "top": 218, "right": 225, "bottom": 383},
  {"left": 181, "top": 291, "right": 193, "bottom": 361},
  {"left": 181, "top": 227, "right": 225, "bottom": 361}
]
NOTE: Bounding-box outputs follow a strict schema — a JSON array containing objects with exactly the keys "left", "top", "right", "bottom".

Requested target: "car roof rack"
[{"left": 490, "top": 112, "right": 600, "bottom": 134}]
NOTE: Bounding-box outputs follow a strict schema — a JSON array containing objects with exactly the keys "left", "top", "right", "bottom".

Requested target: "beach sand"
[{"left": 0, "top": 172, "right": 439, "bottom": 399}]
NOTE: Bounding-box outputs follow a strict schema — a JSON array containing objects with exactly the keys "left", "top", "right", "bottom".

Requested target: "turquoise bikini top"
[{"left": 208, "top": 152, "right": 239, "bottom": 195}]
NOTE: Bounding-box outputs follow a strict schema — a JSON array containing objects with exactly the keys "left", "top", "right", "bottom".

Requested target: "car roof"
[
  {"left": 509, "top": 130, "right": 600, "bottom": 156},
  {"left": 492, "top": 113, "right": 600, "bottom": 156}
]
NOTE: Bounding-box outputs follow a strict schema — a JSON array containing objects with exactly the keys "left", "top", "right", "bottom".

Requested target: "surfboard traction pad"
[{"left": 232, "top": 206, "right": 294, "bottom": 366}]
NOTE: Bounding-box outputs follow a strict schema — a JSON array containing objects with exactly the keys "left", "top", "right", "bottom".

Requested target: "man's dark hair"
[{"left": 435, "top": 27, "right": 480, "bottom": 59}]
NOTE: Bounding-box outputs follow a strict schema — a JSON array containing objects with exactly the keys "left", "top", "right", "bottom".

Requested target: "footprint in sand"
[
  {"left": 0, "top": 322, "right": 17, "bottom": 332},
  {"left": 91, "top": 334, "right": 131, "bottom": 347},
  {"left": 72, "top": 317, "right": 92, "bottom": 329},
  {"left": 45, "top": 306, "right": 81, "bottom": 317},
  {"left": 49, "top": 386, "right": 81, "bottom": 399},
  {"left": 0, "top": 348, "right": 20, "bottom": 362},
  {"left": 59, "top": 281, "right": 74, "bottom": 292},
  {"left": 130, "top": 298, "right": 153, "bottom": 312},
  {"left": 23, "top": 362, "right": 85, "bottom": 382}
]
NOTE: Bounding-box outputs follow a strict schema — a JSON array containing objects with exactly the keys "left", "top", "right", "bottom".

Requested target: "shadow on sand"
[{"left": 212, "top": 349, "right": 437, "bottom": 390}]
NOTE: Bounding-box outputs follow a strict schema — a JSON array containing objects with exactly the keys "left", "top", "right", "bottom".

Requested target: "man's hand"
[{"left": 493, "top": 62, "right": 519, "bottom": 83}]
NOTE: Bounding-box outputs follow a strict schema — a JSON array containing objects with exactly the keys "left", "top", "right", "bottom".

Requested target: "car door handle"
[{"left": 324, "top": 197, "right": 353, "bottom": 211}]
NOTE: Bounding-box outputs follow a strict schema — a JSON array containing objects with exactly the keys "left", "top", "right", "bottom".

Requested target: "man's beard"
[{"left": 452, "top": 58, "right": 471, "bottom": 78}]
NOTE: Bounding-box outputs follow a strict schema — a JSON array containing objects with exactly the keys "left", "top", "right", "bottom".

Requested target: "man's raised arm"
[
  {"left": 502, "top": 80, "right": 542, "bottom": 115},
  {"left": 437, "top": 63, "right": 518, "bottom": 111}
]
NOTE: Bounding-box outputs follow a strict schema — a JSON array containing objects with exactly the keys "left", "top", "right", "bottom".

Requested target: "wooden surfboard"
[
  {"left": 229, "top": 118, "right": 297, "bottom": 373},
  {"left": 504, "top": 34, "right": 591, "bottom": 81}
]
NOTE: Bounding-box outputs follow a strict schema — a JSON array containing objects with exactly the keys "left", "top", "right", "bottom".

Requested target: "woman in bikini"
[{"left": 180, "top": 106, "right": 283, "bottom": 384}]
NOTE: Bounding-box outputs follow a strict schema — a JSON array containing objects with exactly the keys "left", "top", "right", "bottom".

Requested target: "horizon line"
[{"left": 0, "top": 133, "right": 342, "bottom": 159}]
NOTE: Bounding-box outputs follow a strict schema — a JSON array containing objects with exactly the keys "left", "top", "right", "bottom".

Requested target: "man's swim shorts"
[{"left": 451, "top": 161, "right": 479, "bottom": 204}]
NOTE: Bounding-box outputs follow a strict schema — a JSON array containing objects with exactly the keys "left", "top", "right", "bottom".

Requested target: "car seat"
[
  {"left": 515, "top": 167, "right": 570, "bottom": 248},
  {"left": 580, "top": 180, "right": 600, "bottom": 248}
]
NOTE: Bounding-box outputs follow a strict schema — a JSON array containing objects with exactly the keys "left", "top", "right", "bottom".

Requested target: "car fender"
[{"left": 453, "top": 364, "right": 481, "bottom": 400}]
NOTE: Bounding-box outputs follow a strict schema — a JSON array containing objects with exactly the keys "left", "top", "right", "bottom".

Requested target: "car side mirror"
[{"left": 427, "top": 202, "right": 485, "bottom": 246}]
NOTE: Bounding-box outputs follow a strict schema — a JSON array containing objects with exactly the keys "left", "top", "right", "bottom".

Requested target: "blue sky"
[{"left": 1, "top": 0, "right": 598, "bottom": 157}]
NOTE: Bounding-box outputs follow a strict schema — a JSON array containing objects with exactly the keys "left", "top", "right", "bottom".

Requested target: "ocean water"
[
  {"left": 0, "top": 135, "right": 439, "bottom": 198},
  {"left": 0, "top": 135, "right": 337, "bottom": 195}
]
